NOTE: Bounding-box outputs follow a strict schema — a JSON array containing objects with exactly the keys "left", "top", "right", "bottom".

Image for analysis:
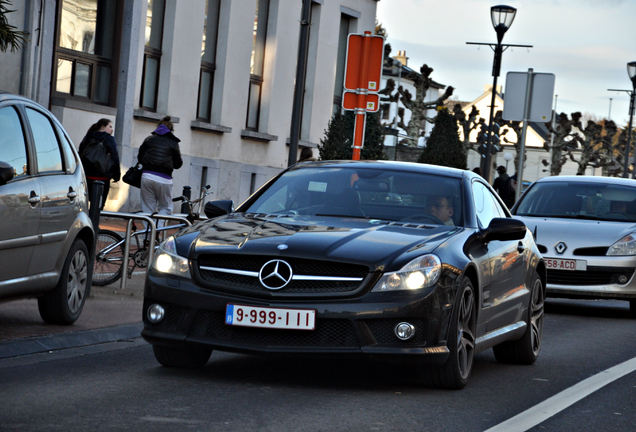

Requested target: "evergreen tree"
[
  {"left": 418, "top": 107, "right": 467, "bottom": 169},
  {"left": 318, "top": 111, "right": 387, "bottom": 161}
]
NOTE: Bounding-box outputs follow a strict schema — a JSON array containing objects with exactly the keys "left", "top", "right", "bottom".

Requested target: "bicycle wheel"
[{"left": 93, "top": 229, "right": 125, "bottom": 286}]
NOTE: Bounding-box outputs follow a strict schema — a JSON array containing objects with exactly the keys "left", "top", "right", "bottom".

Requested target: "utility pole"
[{"left": 287, "top": 0, "right": 311, "bottom": 167}]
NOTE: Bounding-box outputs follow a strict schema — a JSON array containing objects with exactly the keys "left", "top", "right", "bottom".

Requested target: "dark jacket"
[
  {"left": 138, "top": 126, "right": 183, "bottom": 177},
  {"left": 493, "top": 173, "right": 514, "bottom": 208},
  {"left": 78, "top": 131, "right": 121, "bottom": 181}
]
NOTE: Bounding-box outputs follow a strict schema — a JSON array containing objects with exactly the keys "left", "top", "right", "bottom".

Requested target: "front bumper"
[
  {"left": 545, "top": 255, "right": 636, "bottom": 300},
  {"left": 141, "top": 271, "right": 455, "bottom": 364}
]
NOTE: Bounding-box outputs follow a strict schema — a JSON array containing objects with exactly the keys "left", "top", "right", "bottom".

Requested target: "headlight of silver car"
[
  {"left": 607, "top": 233, "right": 636, "bottom": 256},
  {"left": 151, "top": 236, "right": 191, "bottom": 278},
  {"left": 371, "top": 254, "right": 441, "bottom": 292}
]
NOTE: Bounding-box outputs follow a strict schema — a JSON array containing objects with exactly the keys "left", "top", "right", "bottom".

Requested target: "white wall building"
[{"left": 1, "top": 0, "right": 379, "bottom": 211}]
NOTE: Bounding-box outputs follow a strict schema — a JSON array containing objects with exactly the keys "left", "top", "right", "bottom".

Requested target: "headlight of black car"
[
  {"left": 371, "top": 254, "right": 441, "bottom": 292},
  {"left": 151, "top": 236, "right": 191, "bottom": 278}
]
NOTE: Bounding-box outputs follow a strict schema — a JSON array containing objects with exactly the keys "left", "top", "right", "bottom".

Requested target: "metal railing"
[{"left": 98, "top": 211, "right": 192, "bottom": 291}]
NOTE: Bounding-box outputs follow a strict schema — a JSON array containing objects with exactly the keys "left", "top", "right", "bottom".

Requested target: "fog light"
[
  {"left": 618, "top": 274, "right": 628, "bottom": 284},
  {"left": 147, "top": 304, "right": 165, "bottom": 323},
  {"left": 394, "top": 322, "right": 415, "bottom": 340}
]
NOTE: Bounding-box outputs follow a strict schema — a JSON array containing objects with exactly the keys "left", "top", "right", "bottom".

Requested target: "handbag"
[{"left": 122, "top": 163, "right": 143, "bottom": 188}]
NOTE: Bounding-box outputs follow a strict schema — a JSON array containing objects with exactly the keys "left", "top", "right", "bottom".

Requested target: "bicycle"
[{"left": 92, "top": 185, "right": 212, "bottom": 286}]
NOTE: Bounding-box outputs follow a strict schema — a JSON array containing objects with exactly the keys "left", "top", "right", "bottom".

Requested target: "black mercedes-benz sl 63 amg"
[{"left": 142, "top": 161, "right": 546, "bottom": 389}]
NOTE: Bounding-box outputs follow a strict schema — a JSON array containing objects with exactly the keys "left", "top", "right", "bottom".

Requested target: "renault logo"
[
  {"left": 555, "top": 242, "right": 567, "bottom": 254},
  {"left": 259, "top": 260, "right": 293, "bottom": 290}
]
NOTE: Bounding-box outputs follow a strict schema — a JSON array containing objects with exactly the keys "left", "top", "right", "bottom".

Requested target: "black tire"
[
  {"left": 493, "top": 271, "right": 545, "bottom": 364},
  {"left": 420, "top": 277, "right": 476, "bottom": 389},
  {"left": 38, "top": 239, "right": 91, "bottom": 325},
  {"left": 629, "top": 300, "right": 636, "bottom": 319},
  {"left": 92, "top": 229, "right": 124, "bottom": 286},
  {"left": 152, "top": 344, "right": 213, "bottom": 368}
]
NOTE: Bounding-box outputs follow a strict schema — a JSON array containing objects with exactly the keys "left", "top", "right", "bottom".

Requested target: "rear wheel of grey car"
[
  {"left": 93, "top": 230, "right": 124, "bottom": 286},
  {"left": 420, "top": 278, "right": 476, "bottom": 390},
  {"left": 38, "top": 239, "right": 91, "bottom": 325},
  {"left": 152, "top": 344, "right": 213, "bottom": 368},
  {"left": 493, "top": 271, "right": 544, "bottom": 364}
]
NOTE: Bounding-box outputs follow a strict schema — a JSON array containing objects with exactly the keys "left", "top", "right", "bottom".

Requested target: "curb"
[{"left": 0, "top": 323, "right": 144, "bottom": 359}]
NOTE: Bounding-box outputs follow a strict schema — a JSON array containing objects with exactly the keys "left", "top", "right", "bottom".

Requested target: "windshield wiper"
[
  {"left": 517, "top": 213, "right": 603, "bottom": 220},
  {"left": 315, "top": 213, "right": 368, "bottom": 219}
]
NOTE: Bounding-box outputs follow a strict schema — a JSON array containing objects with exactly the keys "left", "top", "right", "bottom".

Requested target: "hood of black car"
[{"left": 178, "top": 213, "right": 460, "bottom": 270}]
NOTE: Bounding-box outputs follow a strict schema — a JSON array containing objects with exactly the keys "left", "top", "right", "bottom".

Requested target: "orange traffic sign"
[
  {"left": 344, "top": 33, "right": 384, "bottom": 92},
  {"left": 342, "top": 91, "right": 379, "bottom": 112}
]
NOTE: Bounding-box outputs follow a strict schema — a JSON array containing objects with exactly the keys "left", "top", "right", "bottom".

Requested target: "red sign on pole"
[
  {"left": 342, "top": 31, "right": 384, "bottom": 161},
  {"left": 342, "top": 91, "right": 379, "bottom": 112},
  {"left": 344, "top": 34, "right": 384, "bottom": 92}
]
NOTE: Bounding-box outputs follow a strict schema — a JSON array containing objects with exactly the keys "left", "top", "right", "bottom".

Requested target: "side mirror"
[
  {"left": 483, "top": 217, "right": 526, "bottom": 242},
  {"left": 0, "top": 161, "right": 15, "bottom": 186},
  {"left": 204, "top": 200, "right": 234, "bottom": 218}
]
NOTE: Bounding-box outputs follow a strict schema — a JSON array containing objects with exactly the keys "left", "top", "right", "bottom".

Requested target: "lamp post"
[
  {"left": 608, "top": 61, "right": 636, "bottom": 178},
  {"left": 467, "top": 5, "right": 532, "bottom": 183},
  {"left": 503, "top": 151, "right": 513, "bottom": 171}
]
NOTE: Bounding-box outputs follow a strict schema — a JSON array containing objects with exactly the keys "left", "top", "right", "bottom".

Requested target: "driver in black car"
[{"left": 425, "top": 195, "right": 455, "bottom": 226}]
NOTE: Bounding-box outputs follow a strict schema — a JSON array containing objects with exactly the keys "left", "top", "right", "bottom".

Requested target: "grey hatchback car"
[
  {"left": 512, "top": 175, "right": 636, "bottom": 317},
  {"left": 0, "top": 93, "right": 94, "bottom": 324}
]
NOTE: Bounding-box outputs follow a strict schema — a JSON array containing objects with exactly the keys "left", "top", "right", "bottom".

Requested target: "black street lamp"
[
  {"left": 467, "top": 5, "right": 532, "bottom": 183},
  {"left": 608, "top": 61, "right": 636, "bottom": 178}
]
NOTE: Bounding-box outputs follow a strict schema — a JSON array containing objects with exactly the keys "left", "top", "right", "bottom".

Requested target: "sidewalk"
[{"left": 0, "top": 215, "right": 149, "bottom": 359}]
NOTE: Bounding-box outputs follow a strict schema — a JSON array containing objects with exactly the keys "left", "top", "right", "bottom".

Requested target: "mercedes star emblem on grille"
[
  {"left": 555, "top": 242, "right": 567, "bottom": 254},
  {"left": 259, "top": 260, "right": 293, "bottom": 290}
]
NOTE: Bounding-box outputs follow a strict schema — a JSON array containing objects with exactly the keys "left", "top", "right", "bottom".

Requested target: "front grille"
[
  {"left": 197, "top": 254, "right": 369, "bottom": 295},
  {"left": 190, "top": 311, "right": 359, "bottom": 348},
  {"left": 365, "top": 319, "right": 426, "bottom": 346},
  {"left": 573, "top": 247, "right": 609, "bottom": 256},
  {"left": 547, "top": 267, "right": 634, "bottom": 286}
]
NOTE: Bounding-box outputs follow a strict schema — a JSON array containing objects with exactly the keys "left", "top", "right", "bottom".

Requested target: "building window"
[
  {"left": 333, "top": 14, "right": 351, "bottom": 116},
  {"left": 197, "top": 0, "right": 221, "bottom": 122},
  {"left": 54, "top": 0, "right": 119, "bottom": 105},
  {"left": 246, "top": 0, "right": 269, "bottom": 131},
  {"left": 140, "top": 0, "right": 165, "bottom": 111}
]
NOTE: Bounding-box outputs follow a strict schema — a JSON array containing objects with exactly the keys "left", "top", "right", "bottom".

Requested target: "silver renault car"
[
  {"left": 0, "top": 92, "right": 94, "bottom": 324},
  {"left": 512, "top": 175, "right": 636, "bottom": 317}
]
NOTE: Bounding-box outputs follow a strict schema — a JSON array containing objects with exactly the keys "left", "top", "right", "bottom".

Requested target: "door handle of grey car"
[
  {"left": 28, "top": 193, "right": 40, "bottom": 205},
  {"left": 68, "top": 190, "right": 78, "bottom": 200},
  {"left": 517, "top": 242, "right": 525, "bottom": 254}
]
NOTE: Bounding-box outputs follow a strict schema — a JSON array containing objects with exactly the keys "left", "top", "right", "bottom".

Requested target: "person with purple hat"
[{"left": 137, "top": 116, "right": 183, "bottom": 223}]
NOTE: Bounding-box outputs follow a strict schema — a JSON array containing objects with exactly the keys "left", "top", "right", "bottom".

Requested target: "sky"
[{"left": 376, "top": 0, "right": 636, "bottom": 126}]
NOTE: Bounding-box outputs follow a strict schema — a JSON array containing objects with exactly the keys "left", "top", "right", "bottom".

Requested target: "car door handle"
[
  {"left": 517, "top": 242, "right": 525, "bottom": 254},
  {"left": 68, "top": 189, "right": 78, "bottom": 200},
  {"left": 28, "top": 192, "right": 40, "bottom": 206}
]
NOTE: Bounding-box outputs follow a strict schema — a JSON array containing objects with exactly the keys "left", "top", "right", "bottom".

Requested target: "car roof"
[
  {"left": 292, "top": 160, "right": 472, "bottom": 179},
  {"left": 534, "top": 175, "right": 636, "bottom": 187},
  {"left": 0, "top": 91, "right": 46, "bottom": 108}
]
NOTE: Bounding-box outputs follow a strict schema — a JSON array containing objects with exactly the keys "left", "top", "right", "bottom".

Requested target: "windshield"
[
  {"left": 244, "top": 166, "right": 464, "bottom": 226},
  {"left": 515, "top": 181, "right": 636, "bottom": 222}
]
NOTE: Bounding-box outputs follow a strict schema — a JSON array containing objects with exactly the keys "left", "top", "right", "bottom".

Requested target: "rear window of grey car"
[{"left": 25, "top": 107, "right": 64, "bottom": 174}]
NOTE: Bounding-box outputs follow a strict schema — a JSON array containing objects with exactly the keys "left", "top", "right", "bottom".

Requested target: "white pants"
[{"left": 140, "top": 174, "right": 173, "bottom": 228}]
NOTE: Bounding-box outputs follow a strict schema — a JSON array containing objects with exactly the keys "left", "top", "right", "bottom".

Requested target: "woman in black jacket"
[
  {"left": 78, "top": 118, "right": 121, "bottom": 210},
  {"left": 137, "top": 116, "right": 183, "bottom": 221}
]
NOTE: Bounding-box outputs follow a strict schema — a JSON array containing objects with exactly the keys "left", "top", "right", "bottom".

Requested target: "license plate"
[
  {"left": 225, "top": 304, "right": 315, "bottom": 330},
  {"left": 545, "top": 258, "right": 587, "bottom": 271}
]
